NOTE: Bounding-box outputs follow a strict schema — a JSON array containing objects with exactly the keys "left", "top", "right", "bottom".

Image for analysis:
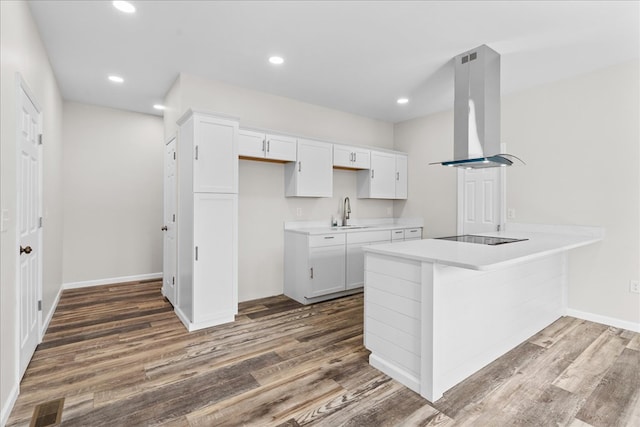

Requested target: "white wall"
[
  {"left": 392, "top": 109, "right": 458, "bottom": 237},
  {"left": 165, "top": 73, "right": 395, "bottom": 301},
  {"left": 394, "top": 60, "right": 640, "bottom": 327},
  {"left": 62, "top": 102, "right": 164, "bottom": 284},
  {"left": 503, "top": 61, "right": 639, "bottom": 327},
  {"left": 0, "top": 1, "right": 64, "bottom": 423}
]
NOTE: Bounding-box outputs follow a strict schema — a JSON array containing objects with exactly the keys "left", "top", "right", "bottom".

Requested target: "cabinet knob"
[
  {"left": 161, "top": 226, "right": 168, "bottom": 231},
  {"left": 20, "top": 245, "right": 32, "bottom": 255}
]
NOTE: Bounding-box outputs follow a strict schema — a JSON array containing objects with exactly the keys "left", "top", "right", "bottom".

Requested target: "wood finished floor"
[{"left": 7, "top": 280, "right": 639, "bottom": 426}]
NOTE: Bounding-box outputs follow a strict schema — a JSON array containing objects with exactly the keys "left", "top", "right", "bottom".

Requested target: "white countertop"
[
  {"left": 284, "top": 218, "right": 423, "bottom": 236},
  {"left": 363, "top": 226, "right": 603, "bottom": 271}
]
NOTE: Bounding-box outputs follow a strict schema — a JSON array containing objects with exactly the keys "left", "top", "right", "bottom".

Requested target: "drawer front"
[
  {"left": 347, "top": 230, "right": 391, "bottom": 244},
  {"left": 309, "top": 233, "right": 346, "bottom": 247},
  {"left": 391, "top": 229, "right": 405, "bottom": 241},
  {"left": 404, "top": 228, "right": 422, "bottom": 240}
]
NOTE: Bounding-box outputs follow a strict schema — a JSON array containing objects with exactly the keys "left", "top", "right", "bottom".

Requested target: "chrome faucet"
[{"left": 343, "top": 197, "right": 351, "bottom": 226}]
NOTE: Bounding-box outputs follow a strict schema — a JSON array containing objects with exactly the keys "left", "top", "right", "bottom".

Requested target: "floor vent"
[{"left": 30, "top": 398, "right": 64, "bottom": 427}]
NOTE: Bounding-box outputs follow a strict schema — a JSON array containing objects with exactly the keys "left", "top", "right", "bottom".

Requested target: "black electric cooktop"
[{"left": 435, "top": 234, "right": 529, "bottom": 246}]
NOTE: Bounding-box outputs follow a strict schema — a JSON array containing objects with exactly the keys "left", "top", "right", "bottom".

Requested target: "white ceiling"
[{"left": 28, "top": 1, "right": 639, "bottom": 123}]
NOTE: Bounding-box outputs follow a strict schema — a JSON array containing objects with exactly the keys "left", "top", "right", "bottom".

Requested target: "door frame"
[
  {"left": 163, "top": 135, "right": 177, "bottom": 306},
  {"left": 15, "top": 73, "right": 44, "bottom": 377}
]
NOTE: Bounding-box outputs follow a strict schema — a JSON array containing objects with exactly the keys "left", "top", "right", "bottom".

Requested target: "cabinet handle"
[
  {"left": 324, "top": 236, "right": 335, "bottom": 239},
  {"left": 298, "top": 161, "right": 302, "bottom": 172},
  {"left": 409, "top": 230, "right": 418, "bottom": 233},
  {"left": 262, "top": 139, "right": 266, "bottom": 152},
  {"left": 195, "top": 145, "right": 199, "bottom": 160},
  {"left": 371, "top": 169, "right": 374, "bottom": 179},
  {"left": 310, "top": 267, "right": 314, "bottom": 279},
  {"left": 350, "top": 152, "right": 354, "bottom": 162},
  {"left": 267, "top": 140, "right": 270, "bottom": 152},
  {"left": 396, "top": 171, "right": 400, "bottom": 180},
  {"left": 195, "top": 246, "right": 198, "bottom": 261}
]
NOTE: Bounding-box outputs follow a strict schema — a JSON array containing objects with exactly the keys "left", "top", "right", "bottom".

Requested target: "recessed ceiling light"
[
  {"left": 113, "top": 1, "right": 136, "bottom": 14},
  {"left": 397, "top": 98, "right": 409, "bottom": 105},
  {"left": 269, "top": 56, "right": 284, "bottom": 65},
  {"left": 153, "top": 104, "right": 166, "bottom": 110},
  {"left": 108, "top": 75, "right": 124, "bottom": 83}
]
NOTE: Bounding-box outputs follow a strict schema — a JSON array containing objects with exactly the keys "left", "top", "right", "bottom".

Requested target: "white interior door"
[
  {"left": 163, "top": 137, "right": 177, "bottom": 306},
  {"left": 18, "top": 80, "right": 42, "bottom": 377},
  {"left": 458, "top": 167, "right": 504, "bottom": 235}
]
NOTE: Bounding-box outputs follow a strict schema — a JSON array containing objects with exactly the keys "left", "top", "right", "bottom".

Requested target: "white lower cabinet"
[
  {"left": 346, "top": 230, "right": 392, "bottom": 290},
  {"left": 286, "top": 229, "right": 418, "bottom": 304},
  {"left": 309, "top": 243, "right": 346, "bottom": 297},
  {"left": 285, "top": 232, "right": 346, "bottom": 304}
]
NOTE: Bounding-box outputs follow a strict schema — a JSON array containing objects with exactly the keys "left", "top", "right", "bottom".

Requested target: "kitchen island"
[{"left": 362, "top": 223, "right": 603, "bottom": 402}]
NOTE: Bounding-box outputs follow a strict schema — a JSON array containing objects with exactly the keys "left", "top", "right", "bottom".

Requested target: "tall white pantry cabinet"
[{"left": 174, "top": 110, "right": 239, "bottom": 332}]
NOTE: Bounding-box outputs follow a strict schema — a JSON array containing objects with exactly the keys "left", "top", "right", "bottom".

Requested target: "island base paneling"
[{"left": 364, "top": 251, "right": 567, "bottom": 401}]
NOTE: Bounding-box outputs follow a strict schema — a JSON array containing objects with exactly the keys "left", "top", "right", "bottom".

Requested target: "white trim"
[
  {"left": 40, "top": 285, "right": 63, "bottom": 340},
  {"left": 63, "top": 272, "right": 162, "bottom": 290},
  {"left": 369, "top": 354, "right": 421, "bottom": 395},
  {"left": 1, "top": 381, "right": 20, "bottom": 427},
  {"left": 15, "top": 73, "right": 44, "bottom": 380},
  {"left": 566, "top": 308, "right": 640, "bottom": 333}
]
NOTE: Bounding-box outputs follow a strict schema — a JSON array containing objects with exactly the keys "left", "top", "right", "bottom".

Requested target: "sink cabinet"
[
  {"left": 284, "top": 232, "right": 347, "bottom": 304},
  {"left": 285, "top": 226, "right": 422, "bottom": 304}
]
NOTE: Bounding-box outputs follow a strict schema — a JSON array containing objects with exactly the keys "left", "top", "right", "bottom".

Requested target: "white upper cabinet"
[
  {"left": 186, "top": 114, "right": 238, "bottom": 194},
  {"left": 285, "top": 138, "right": 333, "bottom": 197},
  {"left": 395, "top": 154, "right": 408, "bottom": 199},
  {"left": 238, "top": 129, "right": 297, "bottom": 162},
  {"left": 333, "top": 144, "right": 371, "bottom": 169},
  {"left": 357, "top": 151, "right": 408, "bottom": 199}
]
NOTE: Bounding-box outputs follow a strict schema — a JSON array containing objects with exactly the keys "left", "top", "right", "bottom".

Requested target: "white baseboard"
[
  {"left": 63, "top": 272, "right": 162, "bottom": 290},
  {"left": 566, "top": 308, "right": 640, "bottom": 333},
  {"left": 369, "top": 354, "right": 420, "bottom": 396},
  {"left": 40, "top": 285, "right": 63, "bottom": 339},
  {"left": 1, "top": 381, "right": 19, "bottom": 427}
]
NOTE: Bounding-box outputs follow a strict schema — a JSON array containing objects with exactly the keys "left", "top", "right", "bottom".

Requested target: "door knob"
[
  {"left": 20, "top": 245, "right": 32, "bottom": 255},
  {"left": 161, "top": 226, "right": 168, "bottom": 231}
]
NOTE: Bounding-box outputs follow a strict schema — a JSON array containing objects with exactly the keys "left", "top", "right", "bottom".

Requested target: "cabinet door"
[
  {"left": 294, "top": 139, "right": 333, "bottom": 197},
  {"left": 193, "top": 116, "right": 238, "bottom": 193},
  {"left": 308, "top": 245, "right": 345, "bottom": 297},
  {"left": 266, "top": 134, "right": 297, "bottom": 161},
  {"left": 352, "top": 147, "right": 371, "bottom": 169},
  {"left": 238, "top": 130, "right": 265, "bottom": 159},
  {"left": 395, "top": 154, "right": 408, "bottom": 199},
  {"left": 370, "top": 151, "right": 396, "bottom": 198},
  {"left": 333, "top": 145, "right": 353, "bottom": 168},
  {"left": 346, "top": 243, "right": 367, "bottom": 290},
  {"left": 193, "top": 193, "right": 238, "bottom": 323}
]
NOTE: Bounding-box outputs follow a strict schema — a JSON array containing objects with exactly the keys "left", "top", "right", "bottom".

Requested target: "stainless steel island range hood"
[{"left": 432, "top": 45, "right": 523, "bottom": 168}]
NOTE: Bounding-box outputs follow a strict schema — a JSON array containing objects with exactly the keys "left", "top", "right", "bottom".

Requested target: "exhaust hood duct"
[{"left": 432, "top": 45, "right": 524, "bottom": 168}]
